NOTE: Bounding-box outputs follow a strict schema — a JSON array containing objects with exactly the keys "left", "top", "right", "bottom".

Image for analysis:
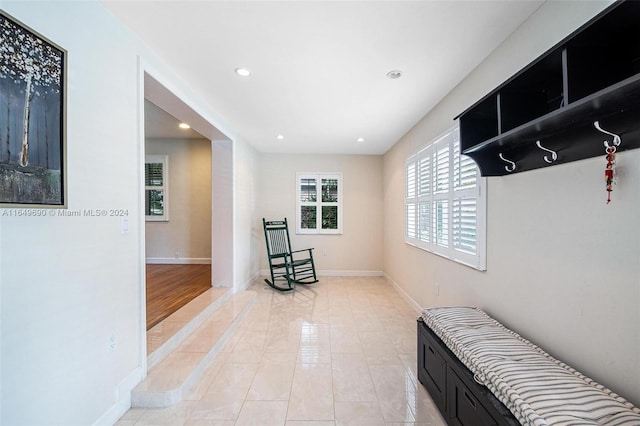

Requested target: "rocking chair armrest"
[
  {"left": 290, "top": 248, "right": 315, "bottom": 261},
  {"left": 290, "top": 248, "right": 314, "bottom": 254}
]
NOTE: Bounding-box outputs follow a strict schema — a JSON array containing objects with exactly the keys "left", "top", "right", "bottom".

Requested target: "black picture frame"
[{"left": 0, "top": 11, "right": 66, "bottom": 207}]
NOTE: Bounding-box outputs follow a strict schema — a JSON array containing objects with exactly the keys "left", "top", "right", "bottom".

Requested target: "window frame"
[
  {"left": 145, "top": 154, "right": 169, "bottom": 222},
  {"left": 296, "top": 172, "right": 343, "bottom": 235},
  {"left": 405, "top": 124, "right": 486, "bottom": 271}
]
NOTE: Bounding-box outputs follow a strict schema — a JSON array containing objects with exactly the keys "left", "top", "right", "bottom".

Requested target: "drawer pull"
[{"left": 464, "top": 389, "right": 477, "bottom": 409}]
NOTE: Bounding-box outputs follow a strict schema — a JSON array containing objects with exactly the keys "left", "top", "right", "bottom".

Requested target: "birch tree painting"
[{"left": 0, "top": 12, "right": 64, "bottom": 205}]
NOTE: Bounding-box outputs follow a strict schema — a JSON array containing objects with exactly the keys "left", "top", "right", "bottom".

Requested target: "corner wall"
[{"left": 383, "top": 0, "right": 639, "bottom": 405}]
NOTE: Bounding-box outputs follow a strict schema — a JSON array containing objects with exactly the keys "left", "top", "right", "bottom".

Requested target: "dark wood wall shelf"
[{"left": 457, "top": 0, "right": 640, "bottom": 176}]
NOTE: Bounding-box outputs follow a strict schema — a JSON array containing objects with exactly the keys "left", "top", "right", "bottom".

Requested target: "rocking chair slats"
[{"left": 263, "top": 218, "right": 318, "bottom": 291}]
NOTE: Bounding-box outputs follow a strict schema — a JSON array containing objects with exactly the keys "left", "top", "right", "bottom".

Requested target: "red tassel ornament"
[{"left": 604, "top": 145, "right": 616, "bottom": 204}]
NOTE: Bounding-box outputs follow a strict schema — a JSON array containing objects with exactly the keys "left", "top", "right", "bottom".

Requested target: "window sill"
[
  {"left": 146, "top": 217, "right": 169, "bottom": 222},
  {"left": 297, "top": 230, "right": 343, "bottom": 235},
  {"left": 405, "top": 240, "right": 486, "bottom": 272}
]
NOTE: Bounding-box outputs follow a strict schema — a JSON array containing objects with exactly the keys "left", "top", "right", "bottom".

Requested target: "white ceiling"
[
  {"left": 144, "top": 100, "right": 206, "bottom": 140},
  {"left": 104, "top": 0, "right": 544, "bottom": 155}
]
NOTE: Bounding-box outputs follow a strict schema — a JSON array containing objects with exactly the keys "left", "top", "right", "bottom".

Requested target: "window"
[
  {"left": 296, "top": 172, "right": 342, "bottom": 234},
  {"left": 405, "top": 124, "right": 486, "bottom": 270},
  {"left": 145, "top": 155, "right": 169, "bottom": 221}
]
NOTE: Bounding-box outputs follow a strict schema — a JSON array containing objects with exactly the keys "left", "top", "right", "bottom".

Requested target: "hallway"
[{"left": 117, "top": 276, "right": 445, "bottom": 425}]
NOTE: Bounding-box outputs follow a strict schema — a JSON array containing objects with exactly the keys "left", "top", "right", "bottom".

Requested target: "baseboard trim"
[
  {"left": 383, "top": 272, "right": 423, "bottom": 314},
  {"left": 319, "top": 270, "right": 384, "bottom": 277},
  {"left": 146, "top": 258, "right": 211, "bottom": 265},
  {"left": 237, "top": 271, "right": 261, "bottom": 293},
  {"left": 93, "top": 366, "right": 143, "bottom": 426},
  {"left": 259, "top": 269, "right": 383, "bottom": 277}
]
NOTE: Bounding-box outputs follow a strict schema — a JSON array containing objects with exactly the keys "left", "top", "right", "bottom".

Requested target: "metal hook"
[
  {"left": 594, "top": 121, "right": 621, "bottom": 149},
  {"left": 498, "top": 153, "right": 516, "bottom": 173},
  {"left": 536, "top": 140, "right": 558, "bottom": 164}
]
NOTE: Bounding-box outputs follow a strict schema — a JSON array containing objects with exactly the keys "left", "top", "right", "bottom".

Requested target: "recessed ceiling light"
[
  {"left": 179, "top": 123, "right": 191, "bottom": 129},
  {"left": 276, "top": 134, "right": 284, "bottom": 140},
  {"left": 356, "top": 137, "right": 365, "bottom": 143},
  {"left": 235, "top": 67, "right": 251, "bottom": 77},
  {"left": 386, "top": 70, "right": 403, "bottom": 79}
]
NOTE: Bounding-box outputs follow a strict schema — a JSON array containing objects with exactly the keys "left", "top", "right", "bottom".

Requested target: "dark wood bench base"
[{"left": 417, "top": 318, "right": 519, "bottom": 426}]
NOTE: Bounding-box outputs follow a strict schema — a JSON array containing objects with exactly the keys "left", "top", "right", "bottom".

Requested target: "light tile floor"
[{"left": 116, "top": 276, "right": 446, "bottom": 426}]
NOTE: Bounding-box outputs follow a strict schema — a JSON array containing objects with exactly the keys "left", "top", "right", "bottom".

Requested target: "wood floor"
[{"left": 146, "top": 264, "right": 212, "bottom": 330}]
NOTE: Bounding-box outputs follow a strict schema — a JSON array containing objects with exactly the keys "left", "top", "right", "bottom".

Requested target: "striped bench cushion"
[{"left": 420, "top": 307, "right": 640, "bottom": 426}]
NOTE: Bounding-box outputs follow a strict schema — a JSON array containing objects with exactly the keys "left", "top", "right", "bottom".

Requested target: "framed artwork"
[{"left": 0, "top": 11, "right": 66, "bottom": 207}]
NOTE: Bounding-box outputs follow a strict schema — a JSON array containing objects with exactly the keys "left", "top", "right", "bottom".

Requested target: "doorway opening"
[
  {"left": 140, "top": 71, "right": 234, "bottom": 359},
  {"left": 143, "top": 99, "right": 212, "bottom": 329}
]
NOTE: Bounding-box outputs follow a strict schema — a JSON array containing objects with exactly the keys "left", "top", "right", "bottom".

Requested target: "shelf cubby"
[
  {"left": 566, "top": 1, "right": 640, "bottom": 103},
  {"left": 457, "top": 0, "right": 640, "bottom": 176},
  {"left": 459, "top": 93, "right": 499, "bottom": 152},
  {"left": 500, "top": 49, "right": 565, "bottom": 133}
]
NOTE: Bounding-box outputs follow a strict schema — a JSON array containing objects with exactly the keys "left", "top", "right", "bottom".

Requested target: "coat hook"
[
  {"left": 498, "top": 153, "right": 516, "bottom": 172},
  {"left": 536, "top": 140, "right": 558, "bottom": 163},
  {"left": 594, "top": 121, "right": 621, "bottom": 149}
]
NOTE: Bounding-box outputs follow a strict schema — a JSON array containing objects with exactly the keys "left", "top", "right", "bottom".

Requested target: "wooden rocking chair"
[{"left": 263, "top": 218, "right": 318, "bottom": 291}]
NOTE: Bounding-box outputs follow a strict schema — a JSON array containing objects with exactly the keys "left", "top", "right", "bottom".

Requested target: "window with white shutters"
[
  {"left": 404, "top": 124, "right": 486, "bottom": 270},
  {"left": 145, "top": 155, "right": 169, "bottom": 222},
  {"left": 296, "top": 172, "right": 343, "bottom": 234},
  {"left": 405, "top": 161, "right": 417, "bottom": 239}
]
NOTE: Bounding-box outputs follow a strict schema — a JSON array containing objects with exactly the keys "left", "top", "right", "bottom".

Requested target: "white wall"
[
  {"left": 0, "top": 1, "right": 145, "bottom": 424},
  {"left": 258, "top": 154, "right": 384, "bottom": 275},
  {"left": 233, "top": 137, "right": 261, "bottom": 291},
  {"left": 211, "top": 140, "right": 234, "bottom": 288},
  {"left": 145, "top": 138, "right": 212, "bottom": 263},
  {"left": 383, "top": 0, "right": 640, "bottom": 406},
  {"left": 0, "top": 1, "right": 250, "bottom": 424}
]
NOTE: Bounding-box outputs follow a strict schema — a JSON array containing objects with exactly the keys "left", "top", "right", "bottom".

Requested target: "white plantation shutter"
[
  {"left": 418, "top": 152, "right": 431, "bottom": 197},
  {"left": 434, "top": 200, "right": 449, "bottom": 247},
  {"left": 453, "top": 198, "right": 477, "bottom": 253},
  {"left": 405, "top": 158, "right": 417, "bottom": 239},
  {"left": 418, "top": 201, "right": 430, "bottom": 242},
  {"left": 433, "top": 144, "right": 450, "bottom": 194},
  {"left": 404, "top": 124, "right": 486, "bottom": 270},
  {"left": 453, "top": 138, "right": 477, "bottom": 190},
  {"left": 452, "top": 136, "right": 481, "bottom": 258},
  {"left": 406, "top": 160, "right": 416, "bottom": 199},
  {"left": 417, "top": 147, "right": 432, "bottom": 244},
  {"left": 406, "top": 203, "right": 416, "bottom": 239}
]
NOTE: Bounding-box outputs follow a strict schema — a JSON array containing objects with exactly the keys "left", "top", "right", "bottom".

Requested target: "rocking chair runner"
[{"left": 263, "top": 218, "right": 318, "bottom": 291}]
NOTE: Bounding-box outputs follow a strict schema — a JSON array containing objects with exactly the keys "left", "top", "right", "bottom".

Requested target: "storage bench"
[{"left": 417, "top": 307, "right": 640, "bottom": 425}]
